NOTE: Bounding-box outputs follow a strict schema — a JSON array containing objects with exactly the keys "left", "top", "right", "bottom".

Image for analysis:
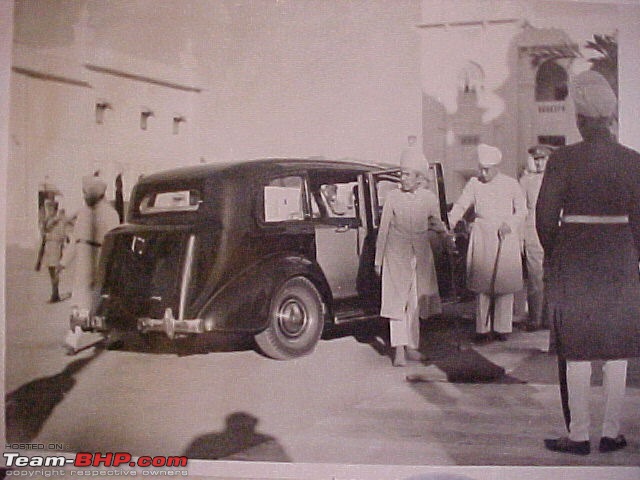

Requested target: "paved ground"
[{"left": 4, "top": 246, "right": 640, "bottom": 480}]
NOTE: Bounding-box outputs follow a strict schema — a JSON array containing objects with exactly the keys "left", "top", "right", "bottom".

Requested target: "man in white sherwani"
[
  {"left": 375, "top": 144, "right": 444, "bottom": 366},
  {"left": 449, "top": 144, "right": 527, "bottom": 342},
  {"left": 61, "top": 174, "right": 120, "bottom": 353}
]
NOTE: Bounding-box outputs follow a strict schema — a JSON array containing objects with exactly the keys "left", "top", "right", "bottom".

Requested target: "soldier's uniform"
[
  {"left": 540, "top": 70, "right": 640, "bottom": 455},
  {"left": 42, "top": 201, "right": 68, "bottom": 302},
  {"left": 519, "top": 144, "right": 553, "bottom": 329}
]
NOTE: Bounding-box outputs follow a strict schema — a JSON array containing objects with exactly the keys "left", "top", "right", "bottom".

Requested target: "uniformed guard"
[
  {"left": 41, "top": 200, "right": 67, "bottom": 303},
  {"left": 539, "top": 70, "right": 640, "bottom": 455},
  {"left": 519, "top": 144, "right": 554, "bottom": 330},
  {"left": 448, "top": 143, "right": 527, "bottom": 343}
]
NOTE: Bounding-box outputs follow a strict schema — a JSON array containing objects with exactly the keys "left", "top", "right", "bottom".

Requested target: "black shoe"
[
  {"left": 473, "top": 333, "right": 493, "bottom": 344},
  {"left": 494, "top": 333, "right": 508, "bottom": 342},
  {"left": 544, "top": 437, "right": 590, "bottom": 455},
  {"left": 599, "top": 435, "right": 627, "bottom": 453},
  {"left": 48, "top": 296, "right": 61, "bottom": 304}
]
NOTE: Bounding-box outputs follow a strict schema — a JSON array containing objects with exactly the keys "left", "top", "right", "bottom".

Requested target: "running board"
[
  {"left": 333, "top": 309, "right": 380, "bottom": 325},
  {"left": 332, "top": 295, "right": 462, "bottom": 324}
]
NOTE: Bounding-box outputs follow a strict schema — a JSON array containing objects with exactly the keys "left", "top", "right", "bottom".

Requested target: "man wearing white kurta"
[
  {"left": 449, "top": 144, "right": 527, "bottom": 341},
  {"left": 375, "top": 141, "right": 443, "bottom": 366},
  {"left": 62, "top": 174, "right": 120, "bottom": 352}
]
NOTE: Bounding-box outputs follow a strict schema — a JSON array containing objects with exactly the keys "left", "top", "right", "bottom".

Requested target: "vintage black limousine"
[{"left": 81, "top": 158, "right": 465, "bottom": 359}]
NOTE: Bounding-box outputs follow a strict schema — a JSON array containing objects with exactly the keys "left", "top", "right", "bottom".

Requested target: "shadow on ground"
[
  {"left": 323, "top": 317, "right": 391, "bottom": 357},
  {"left": 183, "top": 411, "right": 291, "bottom": 462},
  {"left": 413, "top": 315, "right": 525, "bottom": 384},
  {"left": 5, "top": 348, "right": 103, "bottom": 442},
  {"left": 102, "top": 329, "right": 257, "bottom": 357},
  {"left": 326, "top": 313, "right": 522, "bottom": 384}
]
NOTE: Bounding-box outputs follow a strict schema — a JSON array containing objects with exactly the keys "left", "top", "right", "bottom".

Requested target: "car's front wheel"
[{"left": 255, "top": 276, "right": 325, "bottom": 360}]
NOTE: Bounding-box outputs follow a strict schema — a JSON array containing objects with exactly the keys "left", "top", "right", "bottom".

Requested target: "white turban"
[
  {"left": 570, "top": 70, "right": 617, "bottom": 118},
  {"left": 82, "top": 175, "right": 107, "bottom": 198},
  {"left": 477, "top": 143, "right": 502, "bottom": 167},
  {"left": 400, "top": 146, "right": 429, "bottom": 176}
]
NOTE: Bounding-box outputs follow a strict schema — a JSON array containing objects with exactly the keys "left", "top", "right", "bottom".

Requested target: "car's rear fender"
[{"left": 198, "top": 253, "right": 331, "bottom": 333}]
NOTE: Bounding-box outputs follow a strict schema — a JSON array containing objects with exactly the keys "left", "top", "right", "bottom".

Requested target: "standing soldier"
[
  {"left": 61, "top": 174, "right": 120, "bottom": 353},
  {"left": 448, "top": 144, "right": 527, "bottom": 343},
  {"left": 539, "top": 70, "right": 640, "bottom": 455},
  {"left": 41, "top": 200, "right": 68, "bottom": 303},
  {"left": 519, "top": 144, "right": 553, "bottom": 331}
]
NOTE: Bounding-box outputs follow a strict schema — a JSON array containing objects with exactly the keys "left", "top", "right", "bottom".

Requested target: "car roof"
[{"left": 137, "top": 158, "right": 384, "bottom": 186}]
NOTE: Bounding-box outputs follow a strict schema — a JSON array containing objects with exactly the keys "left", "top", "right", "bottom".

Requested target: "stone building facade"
[
  {"left": 418, "top": 0, "right": 636, "bottom": 200},
  {"left": 6, "top": 1, "right": 640, "bottom": 245}
]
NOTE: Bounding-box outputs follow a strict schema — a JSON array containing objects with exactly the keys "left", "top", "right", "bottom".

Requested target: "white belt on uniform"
[{"left": 561, "top": 214, "right": 629, "bottom": 224}]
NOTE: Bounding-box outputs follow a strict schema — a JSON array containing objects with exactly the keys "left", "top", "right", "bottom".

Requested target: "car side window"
[
  {"left": 319, "top": 182, "right": 357, "bottom": 218},
  {"left": 263, "top": 176, "right": 305, "bottom": 222},
  {"left": 139, "top": 189, "right": 202, "bottom": 214}
]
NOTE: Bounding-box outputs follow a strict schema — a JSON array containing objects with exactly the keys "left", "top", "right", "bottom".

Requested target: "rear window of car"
[
  {"left": 139, "top": 189, "right": 203, "bottom": 214},
  {"left": 263, "top": 176, "right": 305, "bottom": 222}
]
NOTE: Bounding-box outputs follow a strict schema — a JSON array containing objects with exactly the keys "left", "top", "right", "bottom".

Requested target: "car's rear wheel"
[{"left": 255, "top": 276, "right": 325, "bottom": 360}]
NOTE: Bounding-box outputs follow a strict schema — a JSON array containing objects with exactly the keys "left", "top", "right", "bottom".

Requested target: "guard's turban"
[
  {"left": 477, "top": 143, "right": 502, "bottom": 167},
  {"left": 570, "top": 70, "right": 617, "bottom": 118},
  {"left": 82, "top": 175, "right": 107, "bottom": 197}
]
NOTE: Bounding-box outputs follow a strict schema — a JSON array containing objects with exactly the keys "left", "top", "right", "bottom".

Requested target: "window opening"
[
  {"left": 263, "top": 176, "right": 305, "bottom": 222},
  {"left": 139, "top": 189, "right": 202, "bottom": 214},
  {"left": 535, "top": 61, "right": 568, "bottom": 101},
  {"left": 457, "top": 61, "right": 484, "bottom": 94},
  {"left": 319, "top": 182, "right": 357, "bottom": 218}
]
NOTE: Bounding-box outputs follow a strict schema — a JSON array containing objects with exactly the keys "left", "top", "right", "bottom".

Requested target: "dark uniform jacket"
[{"left": 536, "top": 132, "right": 640, "bottom": 360}]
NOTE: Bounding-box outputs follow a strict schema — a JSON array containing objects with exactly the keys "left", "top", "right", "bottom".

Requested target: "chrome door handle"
[{"left": 334, "top": 225, "right": 349, "bottom": 233}]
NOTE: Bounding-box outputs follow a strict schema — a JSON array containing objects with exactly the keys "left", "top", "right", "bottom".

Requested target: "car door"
[
  {"left": 353, "top": 169, "right": 402, "bottom": 309},
  {"left": 358, "top": 165, "right": 463, "bottom": 304},
  {"left": 313, "top": 177, "right": 363, "bottom": 300}
]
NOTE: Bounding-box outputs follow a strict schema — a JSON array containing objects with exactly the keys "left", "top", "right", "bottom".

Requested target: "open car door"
[
  {"left": 313, "top": 179, "right": 362, "bottom": 300},
  {"left": 359, "top": 164, "right": 467, "bottom": 304},
  {"left": 353, "top": 169, "right": 402, "bottom": 311}
]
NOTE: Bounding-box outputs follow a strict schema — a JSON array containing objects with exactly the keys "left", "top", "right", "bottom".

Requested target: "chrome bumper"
[
  {"left": 137, "top": 308, "right": 211, "bottom": 339},
  {"left": 71, "top": 306, "right": 211, "bottom": 340}
]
